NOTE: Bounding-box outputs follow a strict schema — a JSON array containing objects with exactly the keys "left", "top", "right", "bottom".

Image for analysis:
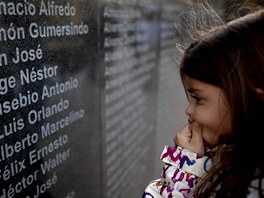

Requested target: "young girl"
[{"left": 143, "top": 8, "right": 264, "bottom": 198}]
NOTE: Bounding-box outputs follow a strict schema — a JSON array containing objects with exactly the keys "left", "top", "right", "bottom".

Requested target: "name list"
[{"left": 0, "top": 1, "right": 88, "bottom": 197}]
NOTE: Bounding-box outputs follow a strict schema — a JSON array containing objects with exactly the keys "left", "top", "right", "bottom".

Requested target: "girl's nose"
[{"left": 185, "top": 103, "right": 194, "bottom": 117}]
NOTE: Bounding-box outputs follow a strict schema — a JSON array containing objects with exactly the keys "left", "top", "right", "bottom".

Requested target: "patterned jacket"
[{"left": 142, "top": 145, "right": 262, "bottom": 198}]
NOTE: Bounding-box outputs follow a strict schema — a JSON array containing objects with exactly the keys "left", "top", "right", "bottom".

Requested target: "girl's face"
[{"left": 184, "top": 76, "right": 232, "bottom": 146}]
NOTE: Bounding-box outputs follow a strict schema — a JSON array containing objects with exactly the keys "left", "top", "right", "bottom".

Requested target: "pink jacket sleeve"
[{"left": 143, "top": 145, "right": 212, "bottom": 198}]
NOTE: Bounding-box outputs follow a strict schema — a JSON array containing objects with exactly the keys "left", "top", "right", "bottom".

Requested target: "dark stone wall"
[{"left": 0, "top": 1, "right": 190, "bottom": 197}]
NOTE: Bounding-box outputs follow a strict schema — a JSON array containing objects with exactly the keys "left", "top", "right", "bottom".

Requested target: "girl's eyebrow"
[{"left": 187, "top": 88, "right": 201, "bottom": 94}]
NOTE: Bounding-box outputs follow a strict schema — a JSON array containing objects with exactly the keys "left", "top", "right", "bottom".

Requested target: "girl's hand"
[{"left": 174, "top": 122, "right": 205, "bottom": 154}]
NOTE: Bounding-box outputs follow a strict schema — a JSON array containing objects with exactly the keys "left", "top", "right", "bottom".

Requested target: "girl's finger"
[{"left": 190, "top": 122, "right": 205, "bottom": 154}]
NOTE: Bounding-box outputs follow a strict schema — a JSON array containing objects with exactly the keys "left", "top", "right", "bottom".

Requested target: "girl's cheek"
[{"left": 191, "top": 106, "right": 202, "bottom": 123}]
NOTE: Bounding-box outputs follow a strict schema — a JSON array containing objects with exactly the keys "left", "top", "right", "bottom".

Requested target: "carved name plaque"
[{"left": 0, "top": 0, "right": 100, "bottom": 197}]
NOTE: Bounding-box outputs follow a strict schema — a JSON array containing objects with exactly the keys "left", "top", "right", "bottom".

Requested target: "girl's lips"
[
  {"left": 188, "top": 117, "right": 194, "bottom": 123},
  {"left": 188, "top": 118, "right": 193, "bottom": 130},
  {"left": 188, "top": 121, "right": 213, "bottom": 149},
  {"left": 188, "top": 118, "right": 194, "bottom": 131}
]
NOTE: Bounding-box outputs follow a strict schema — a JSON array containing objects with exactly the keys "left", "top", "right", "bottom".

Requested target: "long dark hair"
[{"left": 180, "top": 9, "right": 264, "bottom": 197}]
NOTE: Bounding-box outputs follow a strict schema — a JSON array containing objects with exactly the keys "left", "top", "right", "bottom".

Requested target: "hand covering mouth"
[{"left": 188, "top": 120, "right": 214, "bottom": 149}]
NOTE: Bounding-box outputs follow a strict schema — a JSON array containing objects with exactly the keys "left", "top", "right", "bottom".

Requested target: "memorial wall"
[
  {"left": 0, "top": 0, "right": 194, "bottom": 197},
  {"left": 101, "top": 1, "right": 159, "bottom": 197}
]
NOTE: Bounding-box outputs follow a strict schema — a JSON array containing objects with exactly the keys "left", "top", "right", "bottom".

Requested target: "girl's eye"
[{"left": 190, "top": 95, "right": 202, "bottom": 103}]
